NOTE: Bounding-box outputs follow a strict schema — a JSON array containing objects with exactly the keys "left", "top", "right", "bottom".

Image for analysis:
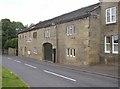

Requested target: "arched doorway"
[{"left": 43, "top": 43, "right": 52, "bottom": 61}]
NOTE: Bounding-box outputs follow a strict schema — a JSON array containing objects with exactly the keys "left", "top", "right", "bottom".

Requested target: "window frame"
[
  {"left": 66, "top": 27, "right": 69, "bottom": 36},
  {"left": 104, "top": 36, "right": 111, "bottom": 53},
  {"left": 72, "top": 49, "right": 75, "bottom": 57},
  {"left": 106, "top": 7, "right": 116, "bottom": 24},
  {"left": 44, "top": 30, "right": 50, "bottom": 38},
  {"left": 66, "top": 48, "right": 70, "bottom": 56},
  {"left": 33, "top": 47, "right": 38, "bottom": 54},
  {"left": 70, "top": 48, "right": 72, "bottom": 57},
  {"left": 112, "top": 35, "right": 118, "bottom": 54},
  {"left": 66, "top": 48, "right": 76, "bottom": 57},
  {"left": 66, "top": 25, "right": 75, "bottom": 36},
  {"left": 33, "top": 32, "right": 37, "bottom": 39}
]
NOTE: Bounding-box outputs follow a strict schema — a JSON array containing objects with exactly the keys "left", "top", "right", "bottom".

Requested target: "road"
[{"left": 2, "top": 55, "right": 118, "bottom": 87}]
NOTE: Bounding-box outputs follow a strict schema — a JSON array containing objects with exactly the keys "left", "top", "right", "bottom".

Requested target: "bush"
[{"left": 4, "top": 38, "right": 18, "bottom": 49}]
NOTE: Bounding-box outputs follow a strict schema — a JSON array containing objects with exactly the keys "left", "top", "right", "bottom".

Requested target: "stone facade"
[
  {"left": 100, "top": 2, "right": 119, "bottom": 64},
  {"left": 18, "top": 2, "right": 119, "bottom": 65}
]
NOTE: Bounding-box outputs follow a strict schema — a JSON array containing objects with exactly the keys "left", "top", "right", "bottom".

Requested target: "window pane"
[
  {"left": 70, "top": 49, "right": 72, "bottom": 55},
  {"left": 111, "top": 7, "right": 116, "bottom": 15},
  {"left": 111, "top": 15, "right": 115, "bottom": 22},
  {"left": 73, "top": 49, "right": 75, "bottom": 57},
  {"left": 44, "top": 30, "right": 50, "bottom": 37},
  {"left": 111, "top": 7, "right": 116, "bottom": 22},
  {"left": 114, "top": 44, "right": 118, "bottom": 51},
  {"left": 107, "top": 9, "right": 110, "bottom": 22},
  {"left": 107, "top": 9, "right": 110, "bottom": 16},
  {"left": 68, "top": 48, "right": 69, "bottom": 56},
  {"left": 114, "top": 35, "right": 118, "bottom": 43},
  {"left": 33, "top": 47, "right": 37, "bottom": 54},
  {"left": 33, "top": 32, "right": 37, "bottom": 38},
  {"left": 106, "top": 37, "right": 110, "bottom": 43},
  {"left": 106, "top": 44, "right": 110, "bottom": 51},
  {"left": 107, "top": 16, "right": 110, "bottom": 22}
]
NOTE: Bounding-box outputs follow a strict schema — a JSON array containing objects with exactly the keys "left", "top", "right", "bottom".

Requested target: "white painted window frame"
[
  {"left": 66, "top": 27, "right": 69, "bottom": 36},
  {"left": 106, "top": 7, "right": 116, "bottom": 24},
  {"left": 104, "top": 36, "right": 110, "bottom": 53},
  {"left": 66, "top": 48, "right": 69, "bottom": 56},
  {"left": 66, "top": 25, "right": 75, "bottom": 36},
  {"left": 72, "top": 49, "right": 75, "bottom": 57},
  {"left": 70, "top": 48, "right": 72, "bottom": 57},
  {"left": 66, "top": 48, "right": 75, "bottom": 57},
  {"left": 112, "top": 35, "right": 118, "bottom": 54},
  {"left": 45, "top": 30, "right": 50, "bottom": 38}
]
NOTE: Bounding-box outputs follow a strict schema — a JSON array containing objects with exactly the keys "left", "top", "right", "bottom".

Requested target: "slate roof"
[{"left": 18, "top": 3, "right": 100, "bottom": 34}]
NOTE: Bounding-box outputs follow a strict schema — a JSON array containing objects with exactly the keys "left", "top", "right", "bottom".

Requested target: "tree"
[{"left": 1, "top": 18, "right": 26, "bottom": 49}]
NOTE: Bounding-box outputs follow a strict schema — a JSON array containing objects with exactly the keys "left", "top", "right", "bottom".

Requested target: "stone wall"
[
  {"left": 100, "top": 2, "right": 119, "bottom": 64},
  {"left": 8, "top": 48, "right": 16, "bottom": 56}
]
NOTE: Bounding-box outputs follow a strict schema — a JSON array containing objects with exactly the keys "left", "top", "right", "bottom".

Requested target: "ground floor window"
[
  {"left": 66, "top": 48, "right": 70, "bottom": 56},
  {"left": 66, "top": 48, "right": 75, "bottom": 57},
  {"left": 33, "top": 47, "right": 38, "bottom": 54},
  {"left": 105, "top": 36, "right": 111, "bottom": 53},
  {"left": 104, "top": 35, "right": 118, "bottom": 54},
  {"left": 112, "top": 35, "right": 118, "bottom": 54}
]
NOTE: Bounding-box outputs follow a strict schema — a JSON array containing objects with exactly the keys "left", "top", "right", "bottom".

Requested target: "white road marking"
[
  {"left": 8, "top": 58, "right": 12, "bottom": 60},
  {"left": 14, "top": 60, "right": 21, "bottom": 63},
  {"left": 44, "top": 70, "right": 76, "bottom": 82},
  {"left": 24, "top": 63, "right": 37, "bottom": 69}
]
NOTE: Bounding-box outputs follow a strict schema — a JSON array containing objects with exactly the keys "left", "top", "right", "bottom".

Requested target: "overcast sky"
[{"left": 0, "top": 0, "right": 99, "bottom": 25}]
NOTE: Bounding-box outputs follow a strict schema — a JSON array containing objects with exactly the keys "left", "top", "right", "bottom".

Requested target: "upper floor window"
[
  {"left": 22, "top": 34, "right": 24, "bottom": 38},
  {"left": 106, "top": 7, "right": 116, "bottom": 24},
  {"left": 33, "top": 32, "right": 37, "bottom": 38},
  {"left": 44, "top": 30, "right": 50, "bottom": 38},
  {"left": 66, "top": 25, "right": 75, "bottom": 36}
]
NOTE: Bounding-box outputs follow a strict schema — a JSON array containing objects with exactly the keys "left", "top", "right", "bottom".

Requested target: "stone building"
[
  {"left": 18, "top": 1, "right": 119, "bottom": 65},
  {"left": 100, "top": 2, "right": 119, "bottom": 64}
]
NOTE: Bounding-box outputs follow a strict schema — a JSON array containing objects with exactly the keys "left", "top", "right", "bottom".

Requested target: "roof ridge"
[{"left": 18, "top": 2, "right": 100, "bottom": 34}]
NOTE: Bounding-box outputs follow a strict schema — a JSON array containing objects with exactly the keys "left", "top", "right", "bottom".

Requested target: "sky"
[{"left": 0, "top": 0, "right": 99, "bottom": 26}]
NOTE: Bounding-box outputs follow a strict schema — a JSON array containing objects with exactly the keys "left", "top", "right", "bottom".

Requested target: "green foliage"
[
  {"left": 1, "top": 18, "right": 26, "bottom": 49},
  {"left": 4, "top": 38, "right": 18, "bottom": 49},
  {"left": 2, "top": 67, "right": 29, "bottom": 87}
]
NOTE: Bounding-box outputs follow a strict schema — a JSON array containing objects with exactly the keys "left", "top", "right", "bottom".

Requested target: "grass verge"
[{"left": 2, "top": 67, "right": 30, "bottom": 89}]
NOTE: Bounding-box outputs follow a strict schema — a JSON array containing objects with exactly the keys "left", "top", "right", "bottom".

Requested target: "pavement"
[{"left": 58, "top": 63, "right": 119, "bottom": 79}]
